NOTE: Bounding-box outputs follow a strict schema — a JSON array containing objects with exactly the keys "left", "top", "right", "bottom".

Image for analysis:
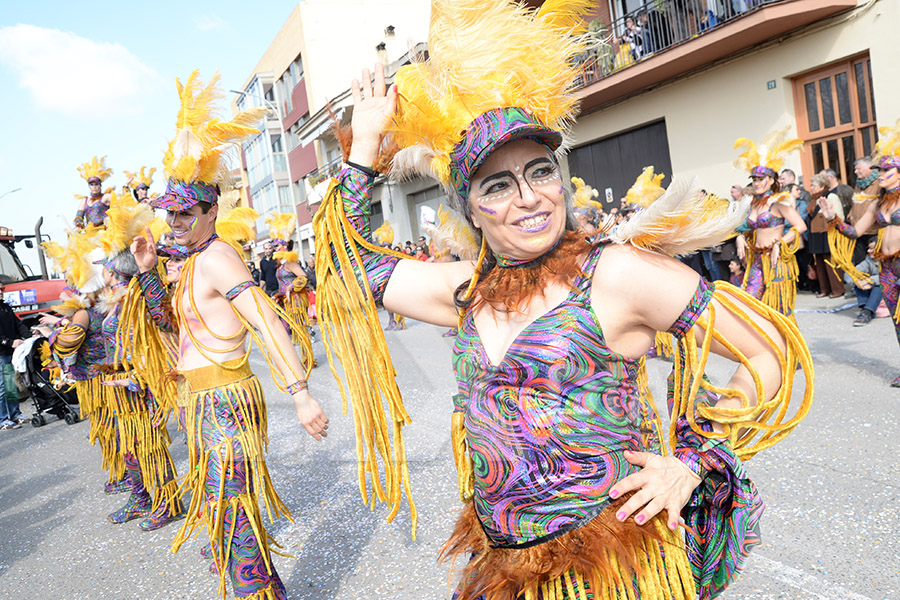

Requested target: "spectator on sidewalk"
[
  {"left": 258, "top": 242, "right": 279, "bottom": 296},
  {"left": 846, "top": 240, "right": 882, "bottom": 327},
  {"left": 0, "top": 294, "right": 31, "bottom": 430}
]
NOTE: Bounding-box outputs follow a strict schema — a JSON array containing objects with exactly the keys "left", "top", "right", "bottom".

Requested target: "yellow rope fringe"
[
  {"left": 653, "top": 331, "right": 673, "bottom": 359},
  {"left": 313, "top": 179, "right": 417, "bottom": 537},
  {"left": 512, "top": 518, "right": 695, "bottom": 599},
  {"left": 825, "top": 224, "right": 874, "bottom": 286},
  {"left": 669, "top": 282, "right": 814, "bottom": 460},
  {"left": 742, "top": 229, "right": 801, "bottom": 320},
  {"left": 635, "top": 356, "right": 668, "bottom": 457},
  {"left": 170, "top": 376, "right": 289, "bottom": 599},
  {"left": 75, "top": 377, "right": 123, "bottom": 482},
  {"left": 450, "top": 411, "right": 474, "bottom": 503}
]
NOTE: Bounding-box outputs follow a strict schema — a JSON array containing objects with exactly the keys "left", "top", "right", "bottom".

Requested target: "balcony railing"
[
  {"left": 574, "top": 0, "right": 783, "bottom": 89},
  {"left": 305, "top": 157, "right": 343, "bottom": 190}
]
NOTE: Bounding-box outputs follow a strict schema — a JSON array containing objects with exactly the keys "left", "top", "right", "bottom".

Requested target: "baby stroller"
[{"left": 21, "top": 338, "right": 80, "bottom": 427}]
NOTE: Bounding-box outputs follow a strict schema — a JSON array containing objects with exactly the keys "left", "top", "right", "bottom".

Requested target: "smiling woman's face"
[{"left": 467, "top": 138, "right": 566, "bottom": 261}]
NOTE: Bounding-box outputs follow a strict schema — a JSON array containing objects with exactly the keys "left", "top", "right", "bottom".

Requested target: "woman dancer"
[
  {"left": 819, "top": 119, "right": 900, "bottom": 386},
  {"left": 733, "top": 129, "right": 807, "bottom": 318},
  {"left": 314, "top": 2, "right": 812, "bottom": 598},
  {"left": 75, "top": 156, "right": 113, "bottom": 229},
  {"left": 266, "top": 214, "right": 316, "bottom": 361}
]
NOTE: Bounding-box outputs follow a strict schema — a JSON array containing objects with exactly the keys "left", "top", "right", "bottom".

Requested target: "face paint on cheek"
[
  {"left": 476, "top": 205, "right": 498, "bottom": 219},
  {"left": 187, "top": 217, "right": 197, "bottom": 231}
]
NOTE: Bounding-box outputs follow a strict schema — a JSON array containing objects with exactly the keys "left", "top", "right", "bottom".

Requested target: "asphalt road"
[{"left": 0, "top": 291, "right": 897, "bottom": 599}]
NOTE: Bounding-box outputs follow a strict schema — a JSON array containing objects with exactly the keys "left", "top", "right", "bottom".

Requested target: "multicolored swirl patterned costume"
[
  {"left": 74, "top": 198, "right": 110, "bottom": 229},
  {"left": 136, "top": 240, "right": 310, "bottom": 600},
  {"left": 275, "top": 263, "right": 313, "bottom": 348},
  {"left": 324, "top": 165, "right": 803, "bottom": 600},
  {"left": 740, "top": 192, "right": 801, "bottom": 320}
]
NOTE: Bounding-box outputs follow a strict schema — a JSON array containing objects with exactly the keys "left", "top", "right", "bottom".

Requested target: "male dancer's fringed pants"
[
  {"left": 103, "top": 372, "right": 182, "bottom": 523},
  {"left": 879, "top": 256, "right": 900, "bottom": 350},
  {"left": 74, "top": 376, "right": 125, "bottom": 486},
  {"left": 172, "top": 358, "right": 289, "bottom": 600}
]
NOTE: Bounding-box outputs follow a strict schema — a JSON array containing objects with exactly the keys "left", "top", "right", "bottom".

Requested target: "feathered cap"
[
  {"left": 373, "top": 221, "right": 394, "bottom": 247},
  {"left": 876, "top": 118, "right": 900, "bottom": 171},
  {"left": 124, "top": 167, "right": 156, "bottom": 190},
  {"left": 265, "top": 213, "right": 296, "bottom": 245},
  {"left": 571, "top": 176, "right": 604, "bottom": 214},
  {"left": 154, "top": 71, "right": 266, "bottom": 211},
  {"left": 733, "top": 127, "right": 803, "bottom": 179},
  {"left": 388, "top": 0, "right": 590, "bottom": 205},
  {"left": 78, "top": 156, "right": 113, "bottom": 185},
  {"left": 93, "top": 190, "right": 155, "bottom": 277}
]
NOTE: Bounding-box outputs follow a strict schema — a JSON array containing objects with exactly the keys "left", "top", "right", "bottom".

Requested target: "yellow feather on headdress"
[
  {"left": 421, "top": 204, "right": 480, "bottom": 260},
  {"left": 42, "top": 225, "right": 103, "bottom": 291},
  {"left": 217, "top": 207, "right": 260, "bottom": 254},
  {"left": 733, "top": 126, "right": 804, "bottom": 174},
  {"left": 162, "top": 71, "right": 267, "bottom": 186},
  {"left": 625, "top": 167, "right": 666, "bottom": 208},
  {"left": 388, "top": 0, "right": 590, "bottom": 186},
  {"left": 77, "top": 156, "right": 113, "bottom": 182},
  {"left": 876, "top": 118, "right": 900, "bottom": 159},
  {"left": 265, "top": 212, "right": 296, "bottom": 242},
  {"left": 96, "top": 190, "right": 155, "bottom": 255},
  {"left": 373, "top": 221, "right": 394, "bottom": 246},
  {"left": 51, "top": 292, "right": 89, "bottom": 317},
  {"left": 148, "top": 217, "right": 171, "bottom": 242},
  {"left": 123, "top": 166, "right": 156, "bottom": 189},
  {"left": 571, "top": 176, "right": 605, "bottom": 213}
]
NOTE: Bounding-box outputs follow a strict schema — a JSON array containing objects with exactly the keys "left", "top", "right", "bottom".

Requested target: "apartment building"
[
  {"left": 565, "top": 0, "right": 895, "bottom": 203},
  {"left": 232, "top": 0, "right": 430, "bottom": 260}
]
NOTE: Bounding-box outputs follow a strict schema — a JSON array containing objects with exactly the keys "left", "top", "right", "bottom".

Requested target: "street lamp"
[
  {"left": 229, "top": 89, "right": 301, "bottom": 253},
  {"left": 0, "top": 187, "right": 22, "bottom": 201}
]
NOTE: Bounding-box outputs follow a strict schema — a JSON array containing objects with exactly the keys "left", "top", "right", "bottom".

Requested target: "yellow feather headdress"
[
  {"left": 373, "top": 221, "right": 394, "bottom": 247},
  {"left": 625, "top": 167, "right": 666, "bottom": 209},
  {"left": 265, "top": 212, "right": 296, "bottom": 244},
  {"left": 156, "top": 71, "right": 266, "bottom": 211},
  {"left": 96, "top": 190, "right": 155, "bottom": 256},
  {"left": 876, "top": 118, "right": 900, "bottom": 168},
  {"left": 124, "top": 167, "right": 156, "bottom": 189},
  {"left": 42, "top": 226, "right": 105, "bottom": 293},
  {"left": 571, "top": 176, "right": 605, "bottom": 213},
  {"left": 388, "top": 0, "right": 591, "bottom": 196},
  {"left": 216, "top": 193, "right": 259, "bottom": 254},
  {"left": 733, "top": 126, "right": 804, "bottom": 176},
  {"left": 78, "top": 156, "right": 113, "bottom": 183}
]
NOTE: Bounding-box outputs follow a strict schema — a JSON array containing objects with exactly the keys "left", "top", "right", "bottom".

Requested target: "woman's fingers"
[
  {"left": 360, "top": 67, "right": 373, "bottom": 99},
  {"left": 373, "top": 62, "right": 386, "bottom": 97},
  {"left": 351, "top": 79, "right": 362, "bottom": 104}
]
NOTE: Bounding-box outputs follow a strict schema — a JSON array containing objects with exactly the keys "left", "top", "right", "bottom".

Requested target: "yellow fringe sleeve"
[
  {"left": 826, "top": 225, "right": 872, "bottom": 285},
  {"left": 117, "top": 277, "right": 178, "bottom": 421},
  {"left": 451, "top": 410, "right": 474, "bottom": 503},
  {"left": 670, "top": 282, "right": 813, "bottom": 460},
  {"left": 312, "top": 179, "right": 417, "bottom": 537}
]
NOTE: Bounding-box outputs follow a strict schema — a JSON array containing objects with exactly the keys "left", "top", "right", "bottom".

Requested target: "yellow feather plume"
[
  {"left": 421, "top": 204, "right": 480, "bottom": 260},
  {"left": 148, "top": 217, "right": 171, "bottom": 242},
  {"left": 123, "top": 166, "right": 156, "bottom": 188},
  {"left": 625, "top": 167, "right": 666, "bottom": 208},
  {"left": 43, "top": 225, "right": 103, "bottom": 291},
  {"left": 273, "top": 250, "right": 299, "bottom": 263},
  {"left": 733, "top": 126, "right": 803, "bottom": 174},
  {"left": 876, "top": 118, "right": 900, "bottom": 159},
  {"left": 571, "top": 176, "right": 605, "bottom": 213},
  {"left": 217, "top": 206, "right": 259, "bottom": 254},
  {"left": 373, "top": 221, "right": 394, "bottom": 246},
  {"left": 96, "top": 190, "right": 155, "bottom": 255},
  {"left": 162, "top": 71, "right": 267, "bottom": 186},
  {"left": 77, "top": 156, "right": 113, "bottom": 182},
  {"left": 265, "top": 212, "right": 296, "bottom": 242},
  {"left": 50, "top": 292, "right": 89, "bottom": 317},
  {"left": 388, "top": 0, "right": 589, "bottom": 186}
]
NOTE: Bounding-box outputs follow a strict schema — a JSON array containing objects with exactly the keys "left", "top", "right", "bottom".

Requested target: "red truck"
[{"left": 0, "top": 218, "right": 66, "bottom": 326}]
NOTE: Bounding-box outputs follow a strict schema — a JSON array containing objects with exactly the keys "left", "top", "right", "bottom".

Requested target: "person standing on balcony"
[
  {"left": 733, "top": 129, "right": 808, "bottom": 319},
  {"left": 819, "top": 119, "right": 900, "bottom": 386},
  {"left": 313, "top": 1, "right": 813, "bottom": 598},
  {"left": 130, "top": 71, "right": 327, "bottom": 600}
]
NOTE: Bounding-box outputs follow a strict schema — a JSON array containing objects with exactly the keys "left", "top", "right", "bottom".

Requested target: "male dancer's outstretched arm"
[{"left": 199, "top": 241, "right": 328, "bottom": 440}]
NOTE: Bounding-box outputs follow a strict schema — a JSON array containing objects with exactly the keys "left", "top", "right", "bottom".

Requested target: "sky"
[{"left": 0, "top": 0, "right": 300, "bottom": 272}]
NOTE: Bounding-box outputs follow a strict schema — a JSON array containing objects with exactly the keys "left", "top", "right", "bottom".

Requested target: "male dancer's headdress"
[
  {"left": 78, "top": 156, "right": 113, "bottom": 185},
  {"left": 154, "top": 71, "right": 266, "bottom": 211},
  {"left": 265, "top": 213, "right": 296, "bottom": 245},
  {"left": 876, "top": 118, "right": 900, "bottom": 171},
  {"left": 733, "top": 127, "right": 803, "bottom": 179},
  {"left": 43, "top": 228, "right": 105, "bottom": 295},
  {"left": 124, "top": 167, "right": 156, "bottom": 191},
  {"left": 93, "top": 190, "right": 155, "bottom": 278}
]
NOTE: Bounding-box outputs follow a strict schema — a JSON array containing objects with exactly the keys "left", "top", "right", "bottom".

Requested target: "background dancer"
[{"left": 75, "top": 156, "right": 113, "bottom": 229}]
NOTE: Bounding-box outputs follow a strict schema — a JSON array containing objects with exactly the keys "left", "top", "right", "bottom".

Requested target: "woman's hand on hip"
[{"left": 608, "top": 450, "right": 701, "bottom": 530}]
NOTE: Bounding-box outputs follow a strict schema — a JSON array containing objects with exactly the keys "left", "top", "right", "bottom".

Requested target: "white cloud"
[
  {"left": 194, "top": 16, "right": 227, "bottom": 31},
  {"left": 0, "top": 24, "right": 162, "bottom": 118}
]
